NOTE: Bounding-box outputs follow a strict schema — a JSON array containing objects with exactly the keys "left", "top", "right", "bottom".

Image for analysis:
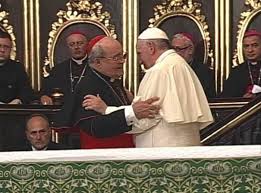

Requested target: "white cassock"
[{"left": 129, "top": 49, "right": 213, "bottom": 147}]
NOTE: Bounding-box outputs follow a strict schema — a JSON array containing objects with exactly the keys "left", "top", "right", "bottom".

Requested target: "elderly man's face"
[
  {"left": 0, "top": 38, "right": 12, "bottom": 62},
  {"left": 97, "top": 38, "right": 126, "bottom": 79},
  {"left": 26, "top": 116, "right": 51, "bottom": 150},
  {"left": 136, "top": 40, "right": 154, "bottom": 69},
  {"left": 243, "top": 35, "right": 261, "bottom": 62},
  {"left": 66, "top": 34, "right": 88, "bottom": 60},
  {"left": 172, "top": 37, "right": 194, "bottom": 63}
]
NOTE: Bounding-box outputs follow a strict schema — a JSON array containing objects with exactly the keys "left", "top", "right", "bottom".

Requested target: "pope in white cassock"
[{"left": 83, "top": 27, "right": 214, "bottom": 147}]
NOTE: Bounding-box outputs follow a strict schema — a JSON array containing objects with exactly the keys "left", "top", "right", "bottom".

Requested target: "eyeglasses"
[
  {"left": 0, "top": 44, "right": 11, "bottom": 50},
  {"left": 68, "top": 41, "right": 86, "bottom": 48},
  {"left": 173, "top": 45, "right": 191, "bottom": 52},
  {"left": 99, "top": 52, "right": 127, "bottom": 61}
]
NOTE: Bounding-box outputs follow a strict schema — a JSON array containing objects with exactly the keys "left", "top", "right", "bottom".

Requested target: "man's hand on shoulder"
[{"left": 82, "top": 94, "right": 107, "bottom": 114}]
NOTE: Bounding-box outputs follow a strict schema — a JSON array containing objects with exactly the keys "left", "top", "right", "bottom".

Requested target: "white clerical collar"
[
  {"left": 109, "top": 77, "right": 122, "bottom": 82},
  {"left": 32, "top": 146, "right": 47, "bottom": 151},
  {"left": 145, "top": 49, "right": 174, "bottom": 72},
  {"left": 250, "top": 61, "right": 258, "bottom": 65},
  {"left": 72, "top": 54, "right": 88, "bottom": 65}
]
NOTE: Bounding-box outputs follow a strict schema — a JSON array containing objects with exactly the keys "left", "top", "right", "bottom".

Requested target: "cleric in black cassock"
[
  {"left": 56, "top": 35, "right": 134, "bottom": 149},
  {"left": 58, "top": 72, "right": 134, "bottom": 148},
  {"left": 70, "top": 67, "right": 134, "bottom": 148},
  {"left": 221, "top": 61, "right": 261, "bottom": 97},
  {"left": 40, "top": 31, "right": 89, "bottom": 105},
  {"left": 41, "top": 57, "right": 89, "bottom": 99},
  {"left": 221, "top": 30, "right": 261, "bottom": 98}
]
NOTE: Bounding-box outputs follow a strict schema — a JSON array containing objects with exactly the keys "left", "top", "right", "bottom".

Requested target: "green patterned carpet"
[{"left": 0, "top": 158, "right": 260, "bottom": 192}]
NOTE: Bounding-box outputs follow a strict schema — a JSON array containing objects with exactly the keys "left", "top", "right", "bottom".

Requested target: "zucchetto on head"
[
  {"left": 173, "top": 32, "right": 195, "bottom": 45},
  {"left": 67, "top": 31, "right": 87, "bottom": 38},
  {"left": 86, "top": 35, "right": 106, "bottom": 54},
  {"left": 244, "top": 29, "right": 261, "bottom": 39},
  {"left": 138, "top": 27, "right": 169, "bottom": 40}
]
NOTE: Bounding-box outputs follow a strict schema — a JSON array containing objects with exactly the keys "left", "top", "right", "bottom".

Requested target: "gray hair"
[
  {"left": 172, "top": 34, "right": 194, "bottom": 47},
  {"left": 88, "top": 44, "right": 105, "bottom": 64}
]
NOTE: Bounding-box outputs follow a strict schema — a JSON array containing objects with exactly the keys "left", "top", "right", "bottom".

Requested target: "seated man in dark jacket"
[
  {"left": 40, "top": 31, "right": 89, "bottom": 105},
  {"left": 0, "top": 30, "right": 36, "bottom": 104},
  {"left": 20, "top": 113, "right": 69, "bottom": 151}
]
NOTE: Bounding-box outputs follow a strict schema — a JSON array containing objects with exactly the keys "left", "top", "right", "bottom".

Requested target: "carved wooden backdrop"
[{"left": 0, "top": 0, "right": 261, "bottom": 94}]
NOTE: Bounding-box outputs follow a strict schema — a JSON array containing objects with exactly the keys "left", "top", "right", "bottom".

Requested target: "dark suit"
[
  {"left": 16, "top": 141, "right": 70, "bottom": 151},
  {"left": 0, "top": 59, "right": 36, "bottom": 103}
]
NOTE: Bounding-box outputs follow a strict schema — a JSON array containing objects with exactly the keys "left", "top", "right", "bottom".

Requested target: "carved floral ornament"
[
  {"left": 0, "top": 4, "right": 16, "bottom": 60},
  {"left": 233, "top": 0, "right": 261, "bottom": 66},
  {"left": 44, "top": 0, "right": 116, "bottom": 77},
  {"left": 148, "top": 0, "right": 213, "bottom": 65}
]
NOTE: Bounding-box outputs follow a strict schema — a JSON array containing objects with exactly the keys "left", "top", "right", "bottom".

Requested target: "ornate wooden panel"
[{"left": 1, "top": 0, "right": 261, "bottom": 93}]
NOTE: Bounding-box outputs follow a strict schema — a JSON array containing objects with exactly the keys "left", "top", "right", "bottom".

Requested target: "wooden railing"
[
  {"left": 0, "top": 95, "right": 260, "bottom": 151},
  {"left": 201, "top": 94, "right": 261, "bottom": 145}
]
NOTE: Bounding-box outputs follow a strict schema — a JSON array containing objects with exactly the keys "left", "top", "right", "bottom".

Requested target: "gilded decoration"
[
  {"left": 0, "top": 4, "right": 16, "bottom": 60},
  {"left": 44, "top": 0, "right": 116, "bottom": 77},
  {"left": 233, "top": 0, "right": 261, "bottom": 66},
  {"left": 148, "top": 0, "right": 213, "bottom": 66},
  {"left": 0, "top": 158, "right": 260, "bottom": 192}
]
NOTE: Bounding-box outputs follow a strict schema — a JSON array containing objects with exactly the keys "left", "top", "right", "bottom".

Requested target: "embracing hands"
[
  {"left": 82, "top": 94, "right": 160, "bottom": 119},
  {"left": 132, "top": 97, "right": 160, "bottom": 119},
  {"left": 82, "top": 94, "right": 107, "bottom": 114}
]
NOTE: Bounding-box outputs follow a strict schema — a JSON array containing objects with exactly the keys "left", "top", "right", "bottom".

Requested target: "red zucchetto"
[
  {"left": 67, "top": 31, "right": 87, "bottom": 38},
  {"left": 244, "top": 29, "right": 261, "bottom": 39},
  {"left": 86, "top": 35, "right": 107, "bottom": 54},
  {"left": 173, "top": 32, "right": 195, "bottom": 45}
]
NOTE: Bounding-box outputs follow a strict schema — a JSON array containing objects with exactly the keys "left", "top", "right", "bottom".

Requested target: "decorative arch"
[
  {"left": 148, "top": 0, "right": 213, "bottom": 66},
  {"left": 43, "top": 0, "right": 117, "bottom": 77},
  {"left": 0, "top": 6, "right": 16, "bottom": 60},
  {"left": 233, "top": 0, "right": 261, "bottom": 66}
]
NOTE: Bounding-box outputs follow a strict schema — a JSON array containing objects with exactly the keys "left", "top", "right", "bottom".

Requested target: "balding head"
[
  {"left": 25, "top": 114, "right": 51, "bottom": 150},
  {"left": 89, "top": 37, "right": 119, "bottom": 63},
  {"left": 89, "top": 37, "right": 126, "bottom": 79}
]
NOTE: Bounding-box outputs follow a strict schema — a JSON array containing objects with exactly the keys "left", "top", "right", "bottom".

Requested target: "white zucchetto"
[{"left": 138, "top": 27, "right": 169, "bottom": 40}]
